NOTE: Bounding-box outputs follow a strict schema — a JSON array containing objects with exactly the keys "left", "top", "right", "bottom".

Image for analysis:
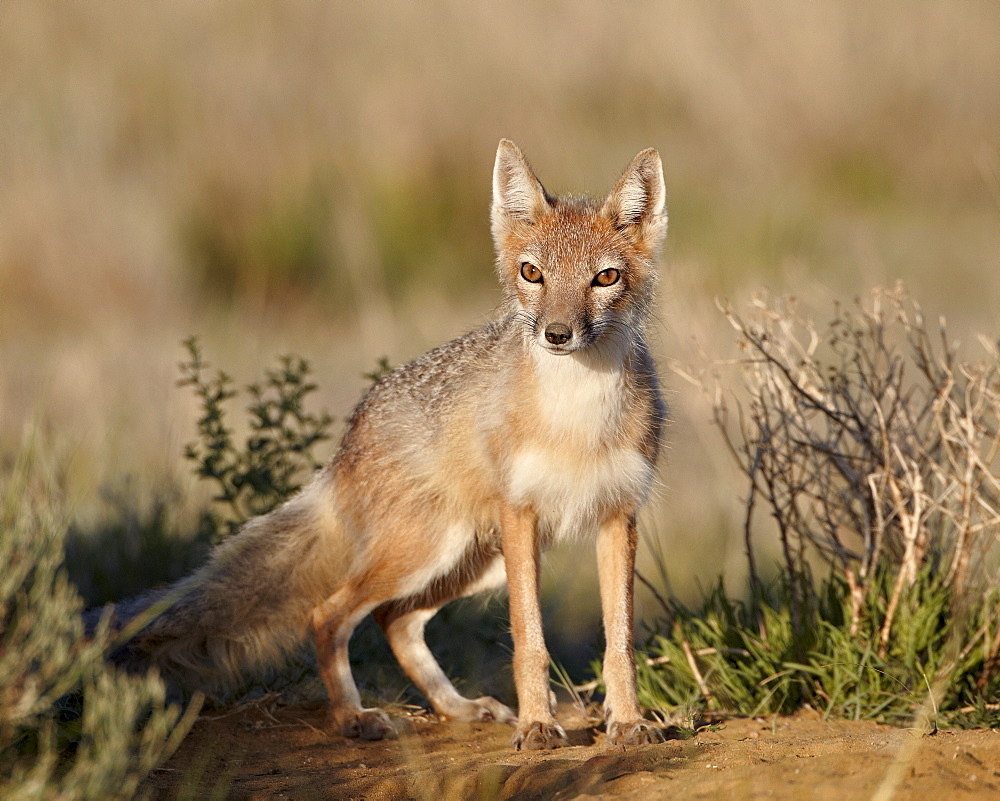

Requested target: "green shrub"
[
  {"left": 633, "top": 568, "right": 1000, "bottom": 728},
  {"left": 178, "top": 337, "right": 335, "bottom": 542}
]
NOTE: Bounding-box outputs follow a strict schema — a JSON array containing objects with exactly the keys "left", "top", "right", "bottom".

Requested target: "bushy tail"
[{"left": 92, "top": 483, "right": 343, "bottom": 698}]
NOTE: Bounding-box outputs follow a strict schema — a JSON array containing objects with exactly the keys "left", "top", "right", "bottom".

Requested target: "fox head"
[{"left": 491, "top": 139, "right": 666, "bottom": 357}]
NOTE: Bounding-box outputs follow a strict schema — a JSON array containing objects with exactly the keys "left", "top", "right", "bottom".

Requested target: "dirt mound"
[{"left": 144, "top": 701, "right": 1000, "bottom": 800}]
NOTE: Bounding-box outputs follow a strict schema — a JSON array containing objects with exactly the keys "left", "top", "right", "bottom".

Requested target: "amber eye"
[
  {"left": 593, "top": 268, "right": 620, "bottom": 287},
  {"left": 520, "top": 262, "right": 543, "bottom": 283}
]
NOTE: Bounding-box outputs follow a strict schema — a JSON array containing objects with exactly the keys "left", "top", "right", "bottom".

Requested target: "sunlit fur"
[{"left": 109, "top": 140, "right": 668, "bottom": 749}]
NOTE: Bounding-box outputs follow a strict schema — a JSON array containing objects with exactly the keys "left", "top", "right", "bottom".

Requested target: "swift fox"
[{"left": 114, "top": 140, "right": 668, "bottom": 749}]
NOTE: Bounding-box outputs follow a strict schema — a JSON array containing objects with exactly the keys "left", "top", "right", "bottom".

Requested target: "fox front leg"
[
  {"left": 597, "top": 513, "right": 665, "bottom": 745},
  {"left": 500, "top": 502, "right": 569, "bottom": 750}
]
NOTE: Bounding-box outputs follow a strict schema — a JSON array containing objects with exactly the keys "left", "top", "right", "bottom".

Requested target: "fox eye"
[
  {"left": 520, "top": 262, "right": 543, "bottom": 284},
  {"left": 593, "top": 268, "right": 620, "bottom": 287}
]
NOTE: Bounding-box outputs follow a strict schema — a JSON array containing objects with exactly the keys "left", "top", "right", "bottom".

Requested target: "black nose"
[{"left": 544, "top": 323, "right": 572, "bottom": 345}]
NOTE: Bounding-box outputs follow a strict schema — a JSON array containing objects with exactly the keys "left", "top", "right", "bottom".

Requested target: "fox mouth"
[
  {"left": 515, "top": 312, "right": 599, "bottom": 355},
  {"left": 537, "top": 335, "right": 590, "bottom": 356}
]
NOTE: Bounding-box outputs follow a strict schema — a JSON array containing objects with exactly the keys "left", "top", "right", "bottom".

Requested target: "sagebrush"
[{"left": 0, "top": 442, "right": 199, "bottom": 800}]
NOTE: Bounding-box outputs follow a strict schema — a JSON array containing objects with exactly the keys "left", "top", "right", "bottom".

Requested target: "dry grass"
[
  {"left": 0, "top": 441, "right": 200, "bottom": 799},
  {"left": 1, "top": 0, "right": 998, "bottom": 602},
  {"left": 1, "top": 8, "right": 999, "bottom": 788}
]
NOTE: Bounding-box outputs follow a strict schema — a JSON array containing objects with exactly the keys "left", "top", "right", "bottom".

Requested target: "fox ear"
[
  {"left": 601, "top": 148, "right": 667, "bottom": 255},
  {"left": 491, "top": 139, "right": 552, "bottom": 245}
]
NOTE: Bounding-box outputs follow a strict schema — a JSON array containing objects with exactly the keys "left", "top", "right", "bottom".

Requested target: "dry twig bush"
[
  {"left": 714, "top": 284, "right": 1000, "bottom": 651},
  {"left": 639, "top": 284, "right": 1000, "bottom": 725}
]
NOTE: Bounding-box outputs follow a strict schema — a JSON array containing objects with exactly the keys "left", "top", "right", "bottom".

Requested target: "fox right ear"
[{"left": 491, "top": 139, "right": 552, "bottom": 245}]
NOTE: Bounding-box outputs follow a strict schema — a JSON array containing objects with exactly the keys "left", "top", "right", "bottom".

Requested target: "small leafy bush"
[{"left": 178, "top": 337, "right": 335, "bottom": 542}]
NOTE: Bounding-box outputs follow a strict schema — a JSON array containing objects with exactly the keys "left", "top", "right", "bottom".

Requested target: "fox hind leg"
[
  {"left": 311, "top": 585, "right": 397, "bottom": 740},
  {"left": 373, "top": 554, "right": 516, "bottom": 725},
  {"left": 312, "top": 542, "right": 514, "bottom": 739},
  {"left": 374, "top": 602, "right": 516, "bottom": 724}
]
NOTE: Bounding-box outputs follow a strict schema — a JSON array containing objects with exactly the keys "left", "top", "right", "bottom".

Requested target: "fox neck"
[
  {"left": 502, "top": 323, "right": 652, "bottom": 542},
  {"left": 522, "top": 325, "right": 636, "bottom": 445},
  {"left": 528, "top": 329, "right": 632, "bottom": 374}
]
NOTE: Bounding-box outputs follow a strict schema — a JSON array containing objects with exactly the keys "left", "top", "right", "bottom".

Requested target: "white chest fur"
[
  {"left": 503, "top": 347, "right": 653, "bottom": 541},
  {"left": 530, "top": 346, "right": 628, "bottom": 444},
  {"left": 506, "top": 446, "right": 652, "bottom": 542}
]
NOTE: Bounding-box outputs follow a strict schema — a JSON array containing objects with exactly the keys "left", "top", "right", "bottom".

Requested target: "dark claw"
[
  {"left": 606, "top": 720, "right": 666, "bottom": 746},
  {"left": 513, "top": 720, "right": 569, "bottom": 750}
]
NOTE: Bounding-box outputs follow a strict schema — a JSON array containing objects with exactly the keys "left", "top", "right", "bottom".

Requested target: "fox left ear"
[{"left": 601, "top": 149, "right": 667, "bottom": 255}]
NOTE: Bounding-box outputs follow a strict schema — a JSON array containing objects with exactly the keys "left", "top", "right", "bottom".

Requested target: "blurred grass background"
[{"left": 1, "top": 1, "right": 998, "bottom": 661}]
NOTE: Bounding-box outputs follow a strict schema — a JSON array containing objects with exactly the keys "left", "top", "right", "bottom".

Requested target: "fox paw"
[
  {"left": 337, "top": 708, "right": 397, "bottom": 741},
  {"left": 605, "top": 719, "right": 665, "bottom": 746},
  {"left": 435, "top": 694, "right": 517, "bottom": 724},
  {"left": 512, "top": 719, "right": 568, "bottom": 750},
  {"left": 471, "top": 695, "right": 517, "bottom": 724}
]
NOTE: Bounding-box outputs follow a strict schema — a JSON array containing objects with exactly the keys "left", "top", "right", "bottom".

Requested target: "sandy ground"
[{"left": 142, "top": 699, "right": 1000, "bottom": 800}]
